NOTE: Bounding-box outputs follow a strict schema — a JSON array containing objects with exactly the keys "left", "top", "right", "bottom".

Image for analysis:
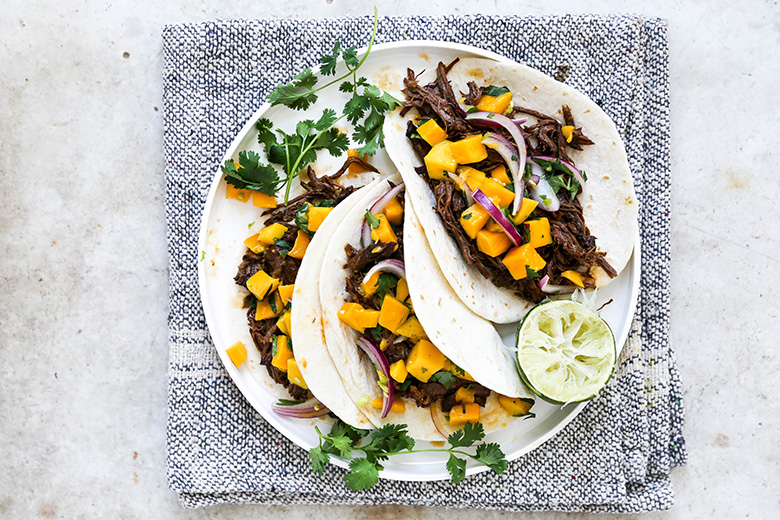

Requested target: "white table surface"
[{"left": 1, "top": 0, "right": 778, "bottom": 518}]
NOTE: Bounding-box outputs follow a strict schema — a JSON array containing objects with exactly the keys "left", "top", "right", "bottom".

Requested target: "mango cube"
[
  {"left": 370, "top": 214, "right": 398, "bottom": 245},
  {"left": 226, "top": 341, "right": 247, "bottom": 367},
  {"left": 498, "top": 395, "right": 533, "bottom": 416},
  {"left": 478, "top": 178, "right": 515, "bottom": 208},
  {"left": 406, "top": 339, "right": 446, "bottom": 383},
  {"left": 456, "top": 166, "right": 487, "bottom": 191},
  {"left": 338, "top": 302, "right": 380, "bottom": 333},
  {"left": 511, "top": 197, "right": 539, "bottom": 225},
  {"left": 424, "top": 140, "right": 458, "bottom": 180},
  {"left": 449, "top": 134, "right": 488, "bottom": 164},
  {"left": 476, "top": 91, "right": 512, "bottom": 114},
  {"left": 361, "top": 271, "right": 382, "bottom": 295},
  {"left": 347, "top": 149, "right": 367, "bottom": 174},
  {"left": 395, "top": 316, "right": 427, "bottom": 342},
  {"left": 307, "top": 206, "right": 333, "bottom": 232},
  {"left": 225, "top": 183, "right": 250, "bottom": 202},
  {"left": 271, "top": 335, "right": 293, "bottom": 372},
  {"left": 383, "top": 197, "right": 404, "bottom": 226},
  {"left": 252, "top": 192, "right": 277, "bottom": 208},
  {"left": 561, "top": 270, "right": 585, "bottom": 288},
  {"left": 246, "top": 270, "right": 280, "bottom": 300},
  {"left": 455, "top": 387, "right": 475, "bottom": 404},
  {"left": 448, "top": 403, "right": 480, "bottom": 426},
  {"left": 278, "top": 284, "right": 294, "bottom": 305},
  {"left": 256, "top": 223, "right": 288, "bottom": 246},
  {"left": 378, "top": 294, "right": 410, "bottom": 334},
  {"left": 460, "top": 203, "right": 490, "bottom": 239},
  {"left": 389, "top": 360, "right": 408, "bottom": 383},
  {"left": 490, "top": 164, "right": 512, "bottom": 185},
  {"left": 416, "top": 119, "right": 448, "bottom": 146},
  {"left": 395, "top": 278, "right": 409, "bottom": 302},
  {"left": 243, "top": 233, "right": 266, "bottom": 254},
  {"left": 476, "top": 230, "right": 513, "bottom": 257},
  {"left": 286, "top": 358, "right": 307, "bottom": 389},
  {"left": 276, "top": 311, "right": 292, "bottom": 336},
  {"left": 287, "top": 230, "right": 310, "bottom": 259},
  {"left": 255, "top": 292, "right": 283, "bottom": 321},
  {"left": 502, "top": 244, "right": 547, "bottom": 280},
  {"left": 525, "top": 218, "right": 553, "bottom": 248}
]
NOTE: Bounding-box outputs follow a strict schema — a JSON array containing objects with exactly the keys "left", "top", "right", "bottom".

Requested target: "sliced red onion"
[
  {"left": 356, "top": 336, "right": 394, "bottom": 419},
  {"left": 527, "top": 162, "right": 560, "bottom": 212},
  {"left": 472, "top": 188, "right": 523, "bottom": 246},
  {"left": 467, "top": 112, "right": 527, "bottom": 214},
  {"left": 480, "top": 132, "right": 526, "bottom": 215},
  {"left": 361, "top": 182, "right": 405, "bottom": 247},
  {"left": 429, "top": 402, "right": 449, "bottom": 439},
  {"left": 539, "top": 275, "right": 576, "bottom": 295},
  {"left": 447, "top": 171, "right": 475, "bottom": 206},
  {"left": 529, "top": 155, "right": 586, "bottom": 187},
  {"left": 272, "top": 398, "right": 331, "bottom": 418},
  {"left": 362, "top": 259, "right": 405, "bottom": 285}
]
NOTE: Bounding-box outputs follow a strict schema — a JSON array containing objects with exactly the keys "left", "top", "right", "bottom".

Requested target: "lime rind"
[{"left": 515, "top": 300, "right": 616, "bottom": 404}]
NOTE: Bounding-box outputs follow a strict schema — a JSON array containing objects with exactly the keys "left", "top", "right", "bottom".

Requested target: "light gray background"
[{"left": 1, "top": 0, "right": 778, "bottom": 518}]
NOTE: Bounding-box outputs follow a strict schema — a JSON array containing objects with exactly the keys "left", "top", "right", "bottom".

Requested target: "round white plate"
[{"left": 197, "top": 40, "right": 641, "bottom": 482}]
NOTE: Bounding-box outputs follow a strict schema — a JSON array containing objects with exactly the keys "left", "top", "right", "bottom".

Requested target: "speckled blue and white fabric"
[{"left": 162, "top": 14, "right": 686, "bottom": 512}]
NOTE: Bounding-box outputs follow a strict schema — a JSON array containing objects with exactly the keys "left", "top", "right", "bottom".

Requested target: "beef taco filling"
[
  {"left": 336, "top": 182, "right": 531, "bottom": 426},
  {"left": 400, "top": 60, "right": 617, "bottom": 302},
  {"left": 235, "top": 157, "right": 376, "bottom": 400}
]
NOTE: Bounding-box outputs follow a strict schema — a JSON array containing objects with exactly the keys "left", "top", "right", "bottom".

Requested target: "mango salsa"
[
  {"left": 256, "top": 223, "right": 288, "bottom": 246},
  {"left": 561, "top": 270, "right": 585, "bottom": 288},
  {"left": 395, "top": 278, "right": 409, "bottom": 302},
  {"left": 502, "top": 244, "right": 547, "bottom": 280},
  {"left": 459, "top": 203, "right": 490, "bottom": 239},
  {"left": 424, "top": 140, "right": 457, "bottom": 180},
  {"left": 456, "top": 166, "right": 487, "bottom": 191},
  {"left": 243, "top": 233, "right": 266, "bottom": 254},
  {"left": 498, "top": 395, "right": 533, "bottom": 416},
  {"left": 450, "top": 134, "right": 488, "bottom": 164},
  {"left": 278, "top": 284, "right": 294, "bottom": 305},
  {"left": 476, "top": 91, "right": 512, "bottom": 114},
  {"left": 383, "top": 197, "right": 404, "bottom": 226},
  {"left": 225, "top": 183, "right": 251, "bottom": 202},
  {"left": 416, "top": 119, "right": 448, "bottom": 146},
  {"left": 271, "top": 335, "right": 293, "bottom": 372},
  {"left": 370, "top": 214, "right": 398, "bottom": 246},
  {"left": 389, "top": 360, "right": 408, "bottom": 383},
  {"left": 361, "top": 271, "right": 382, "bottom": 295},
  {"left": 455, "top": 387, "right": 475, "bottom": 404},
  {"left": 448, "top": 402, "right": 480, "bottom": 426},
  {"left": 511, "top": 197, "right": 538, "bottom": 225},
  {"left": 338, "top": 302, "right": 380, "bottom": 333},
  {"left": 395, "top": 316, "right": 427, "bottom": 342},
  {"left": 226, "top": 341, "right": 247, "bottom": 367},
  {"left": 246, "top": 270, "right": 280, "bottom": 300},
  {"left": 276, "top": 311, "right": 292, "bottom": 336},
  {"left": 255, "top": 292, "right": 284, "bottom": 321},
  {"left": 307, "top": 206, "right": 333, "bottom": 232},
  {"left": 525, "top": 218, "right": 553, "bottom": 248},
  {"left": 287, "top": 357, "right": 307, "bottom": 389},
  {"left": 478, "top": 178, "right": 515, "bottom": 208},
  {"left": 476, "top": 229, "right": 513, "bottom": 257},
  {"left": 287, "top": 230, "right": 310, "bottom": 259},
  {"left": 378, "top": 294, "right": 410, "bottom": 334},
  {"left": 406, "top": 339, "right": 446, "bottom": 383},
  {"left": 370, "top": 397, "right": 406, "bottom": 414},
  {"left": 490, "top": 164, "right": 511, "bottom": 185},
  {"left": 252, "top": 192, "right": 278, "bottom": 208}
]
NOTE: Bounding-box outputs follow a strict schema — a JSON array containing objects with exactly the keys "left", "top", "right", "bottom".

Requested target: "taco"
[
  {"left": 383, "top": 57, "right": 639, "bottom": 323},
  {"left": 233, "top": 158, "right": 379, "bottom": 428},
  {"left": 317, "top": 173, "right": 535, "bottom": 440}
]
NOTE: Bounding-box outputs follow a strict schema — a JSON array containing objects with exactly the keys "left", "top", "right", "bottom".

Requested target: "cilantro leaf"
[
  {"left": 295, "top": 203, "right": 312, "bottom": 236},
  {"left": 375, "top": 273, "right": 397, "bottom": 300},
  {"left": 341, "top": 46, "right": 359, "bottom": 69},
  {"left": 267, "top": 68, "right": 320, "bottom": 110},
  {"left": 361, "top": 424, "right": 414, "bottom": 462},
  {"left": 344, "top": 458, "right": 380, "bottom": 491},
  {"left": 483, "top": 85, "right": 510, "bottom": 97},
  {"left": 447, "top": 422, "right": 485, "bottom": 448},
  {"left": 309, "top": 446, "right": 329, "bottom": 475},
  {"left": 475, "top": 443, "right": 508, "bottom": 474},
  {"left": 446, "top": 454, "right": 467, "bottom": 483},
  {"left": 221, "top": 150, "right": 280, "bottom": 195},
  {"left": 365, "top": 211, "right": 381, "bottom": 229},
  {"left": 429, "top": 370, "right": 457, "bottom": 389},
  {"left": 319, "top": 41, "right": 342, "bottom": 76},
  {"left": 329, "top": 434, "right": 356, "bottom": 460},
  {"left": 255, "top": 118, "right": 277, "bottom": 151},
  {"left": 275, "top": 398, "right": 306, "bottom": 406}
]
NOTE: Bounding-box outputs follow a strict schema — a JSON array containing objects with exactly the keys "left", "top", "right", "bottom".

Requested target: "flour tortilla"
[
  {"left": 318, "top": 174, "right": 522, "bottom": 441},
  {"left": 289, "top": 181, "right": 382, "bottom": 430},
  {"left": 383, "top": 57, "right": 639, "bottom": 323}
]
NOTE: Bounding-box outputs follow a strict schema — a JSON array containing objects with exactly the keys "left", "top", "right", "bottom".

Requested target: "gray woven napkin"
[{"left": 163, "top": 14, "right": 686, "bottom": 512}]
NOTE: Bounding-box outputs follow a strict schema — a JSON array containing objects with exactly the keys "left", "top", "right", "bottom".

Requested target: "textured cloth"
[{"left": 163, "top": 14, "right": 686, "bottom": 512}]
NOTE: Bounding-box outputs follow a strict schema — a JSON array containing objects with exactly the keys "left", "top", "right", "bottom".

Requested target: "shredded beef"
[
  {"left": 343, "top": 241, "right": 398, "bottom": 272},
  {"left": 405, "top": 382, "right": 449, "bottom": 408},
  {"left": 383, "top": 339, "right": 412, "bottom": 366},
  {"left": 461, "top": 81, "right": 483, "bottom": 106}
]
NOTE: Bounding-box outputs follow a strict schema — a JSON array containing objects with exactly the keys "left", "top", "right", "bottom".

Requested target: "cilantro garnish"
[
  {"left": 276, "top": 399, "right": 306, "bottom": 406},
  {"left": 221, "top": 150, "right": 280, "bottom": 195},
  {"left": 429, "top": 370, "right": 458, "bottom": 389},
  {"left": 530, "top": 157, "right": 583, "bottom": 200},
  {"left": 364, "top": 211, "right": 381, "bottom": 230},
  {"left": 483, "top": 85, "right": 510, "bottom": 97},
  {"left": 295, "top": 203, "right": 312, "bottom": 236},
  {"left": 310, "top": 421, "right": 506, "bottom": 490},
  {"left": 375, "top": 273, "right": 397, "bottom": 299}
]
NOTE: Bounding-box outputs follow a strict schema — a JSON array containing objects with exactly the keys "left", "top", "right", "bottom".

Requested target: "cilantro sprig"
[
  {"left": 223, "top": 8, "right": 400, "bottom": 203},
  {"left": 310, "top": 421, "right": 508, "bottom": 490}
]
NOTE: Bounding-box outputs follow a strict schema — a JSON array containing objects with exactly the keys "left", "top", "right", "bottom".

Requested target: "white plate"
[{"left": 197, "top": 40, "right": 641, "bottom": 482}]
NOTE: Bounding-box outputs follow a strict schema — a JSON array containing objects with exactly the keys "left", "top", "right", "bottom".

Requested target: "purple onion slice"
[
  {"left": 529, "top": 155, "right": 586, "bottom": 187},
  {"left": 356, "top": 336, "right": 394, "bottom": 419},
  {"left": 527, "top": 162, "right": 560, "bottom": 212},
  {"left": 429, "top": 402, "right": 449, "bottom": 439},
  {"left": 362, "top": 259, "right": 406, "bottom": 286},
  {"left": 447, "top": 171, "right": 475, "bottom": 206},
  {"left": 472, "top": 188, "right": 523, "bottom": 246},
  {"left": 538, "top": 275, "right": 576, "bottom": 295},
  {"left": 480, "top": 132, "right": 525, "bottom": 215},
  {"left": 272, "top": 398, "right": 331, "bottom": 418}
]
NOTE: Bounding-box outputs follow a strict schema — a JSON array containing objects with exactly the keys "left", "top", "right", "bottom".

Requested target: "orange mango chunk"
[
  {"left": 307, "top": 206, "right": 333, "bottom": 232},
  {"left": 561, "top": 270, "right": 585, "bottom": 288},
  {"left": 455, "top": 387, "right": 475, "bottom": 404},
  {"left": 255, "top": 292, "right": 283, "bottom": 321},
  {"left": 405, "top": 339, "right": 446, "bottom": 383},
  {"left": 370, "top": 214, "right": 398, "bottom": 245},
  {"left": 476, "top": 229, "right": 513, "bottom": 257},
  {"left": 271, "top": 335, "right": 293, "bottom": 372},
  {"left": 424, "top": 140, "right": 457, "bottom": 180},
  {"left": 450, "top": 134, "right": 488, "bottom": 164},
  {"left": 476, "top": 91, "right": 512, "bottom": 114},
  {"left": 448, "top": 403, "right": 480, "bottom": 426},
  {"left": 460, "top": 203, "right": 490, "bottom": 239},
  {"left": 226, "top": 341, "right": 247, "bottom": 367},
  {"left": 287, "top": 358, "right": 307, "bottom": 389},
  {"left": 498, "top": 395, "right": 534, "bottom": 416},
  {"left": 361, "top": 271, "right": 382, "bottom": 295},
  {"left": 383, "top": 197, "right": 404, "bottom": 226},
  {"left": 502, "top": 244, "right": 547, "bottom": 280},
  {"left": 378, "top": 294, "right": 410, "bottom": 334},
  {"left": 395, "top": 316, "right": 427, "bottom": 342},
  {"left": 490, "top": 164, "right": 512, "bottom": 185},
  {"left": 347, "top": 149, "right": 367, "bottom": 174},
  {"left": 338, "top": 302, "right": 380, "bottom": 333},
  {"left": 478, "top": 178, "right": 515, "bottom": 208},
  {"left": 278, "top": 284, "right": 294, "bottom": 305},
  {"left": 246, "top": 270, "right": 280, "bottom": 301},
  {"left": 243, "top": 233, "right": 266, "bottom": 254},
  {"left": 225, "top": 183, "right": 251, "bottom": 202},
  {"left": 395, "top": 278, "right": 409, "bottom": 302},
  {"left": 456, "top": 166, "right": 487, "bottom": 192},
  {"left": 389, "top": 360, "right": 408, "bottom": 383},
  {"left": 252, "top": 192, "right": 277, "bottom": 208},
  {"left": 256, "top": 223, "right": 288, "bottom": 246},
  {"left": 511, "top": 197, "right": 539, "bottom": 225},
  {"left": 287, "top": 230, "right": 310, "bottom": 259},
  {"left": 525, "top": 218, "right": 553, "bottom": 248},
  {"left": 416, "top": 119, "right": 448, "bottom": 146}
]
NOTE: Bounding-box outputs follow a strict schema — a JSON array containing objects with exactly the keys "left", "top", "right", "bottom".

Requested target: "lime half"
[{"left": 515, "top": 300, "right": 616, "bottom": 404}]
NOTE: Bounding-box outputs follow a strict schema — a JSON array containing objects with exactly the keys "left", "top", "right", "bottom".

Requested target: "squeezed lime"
[{"left": 515, "top": 299, "right": 616, "bottom": 404}]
